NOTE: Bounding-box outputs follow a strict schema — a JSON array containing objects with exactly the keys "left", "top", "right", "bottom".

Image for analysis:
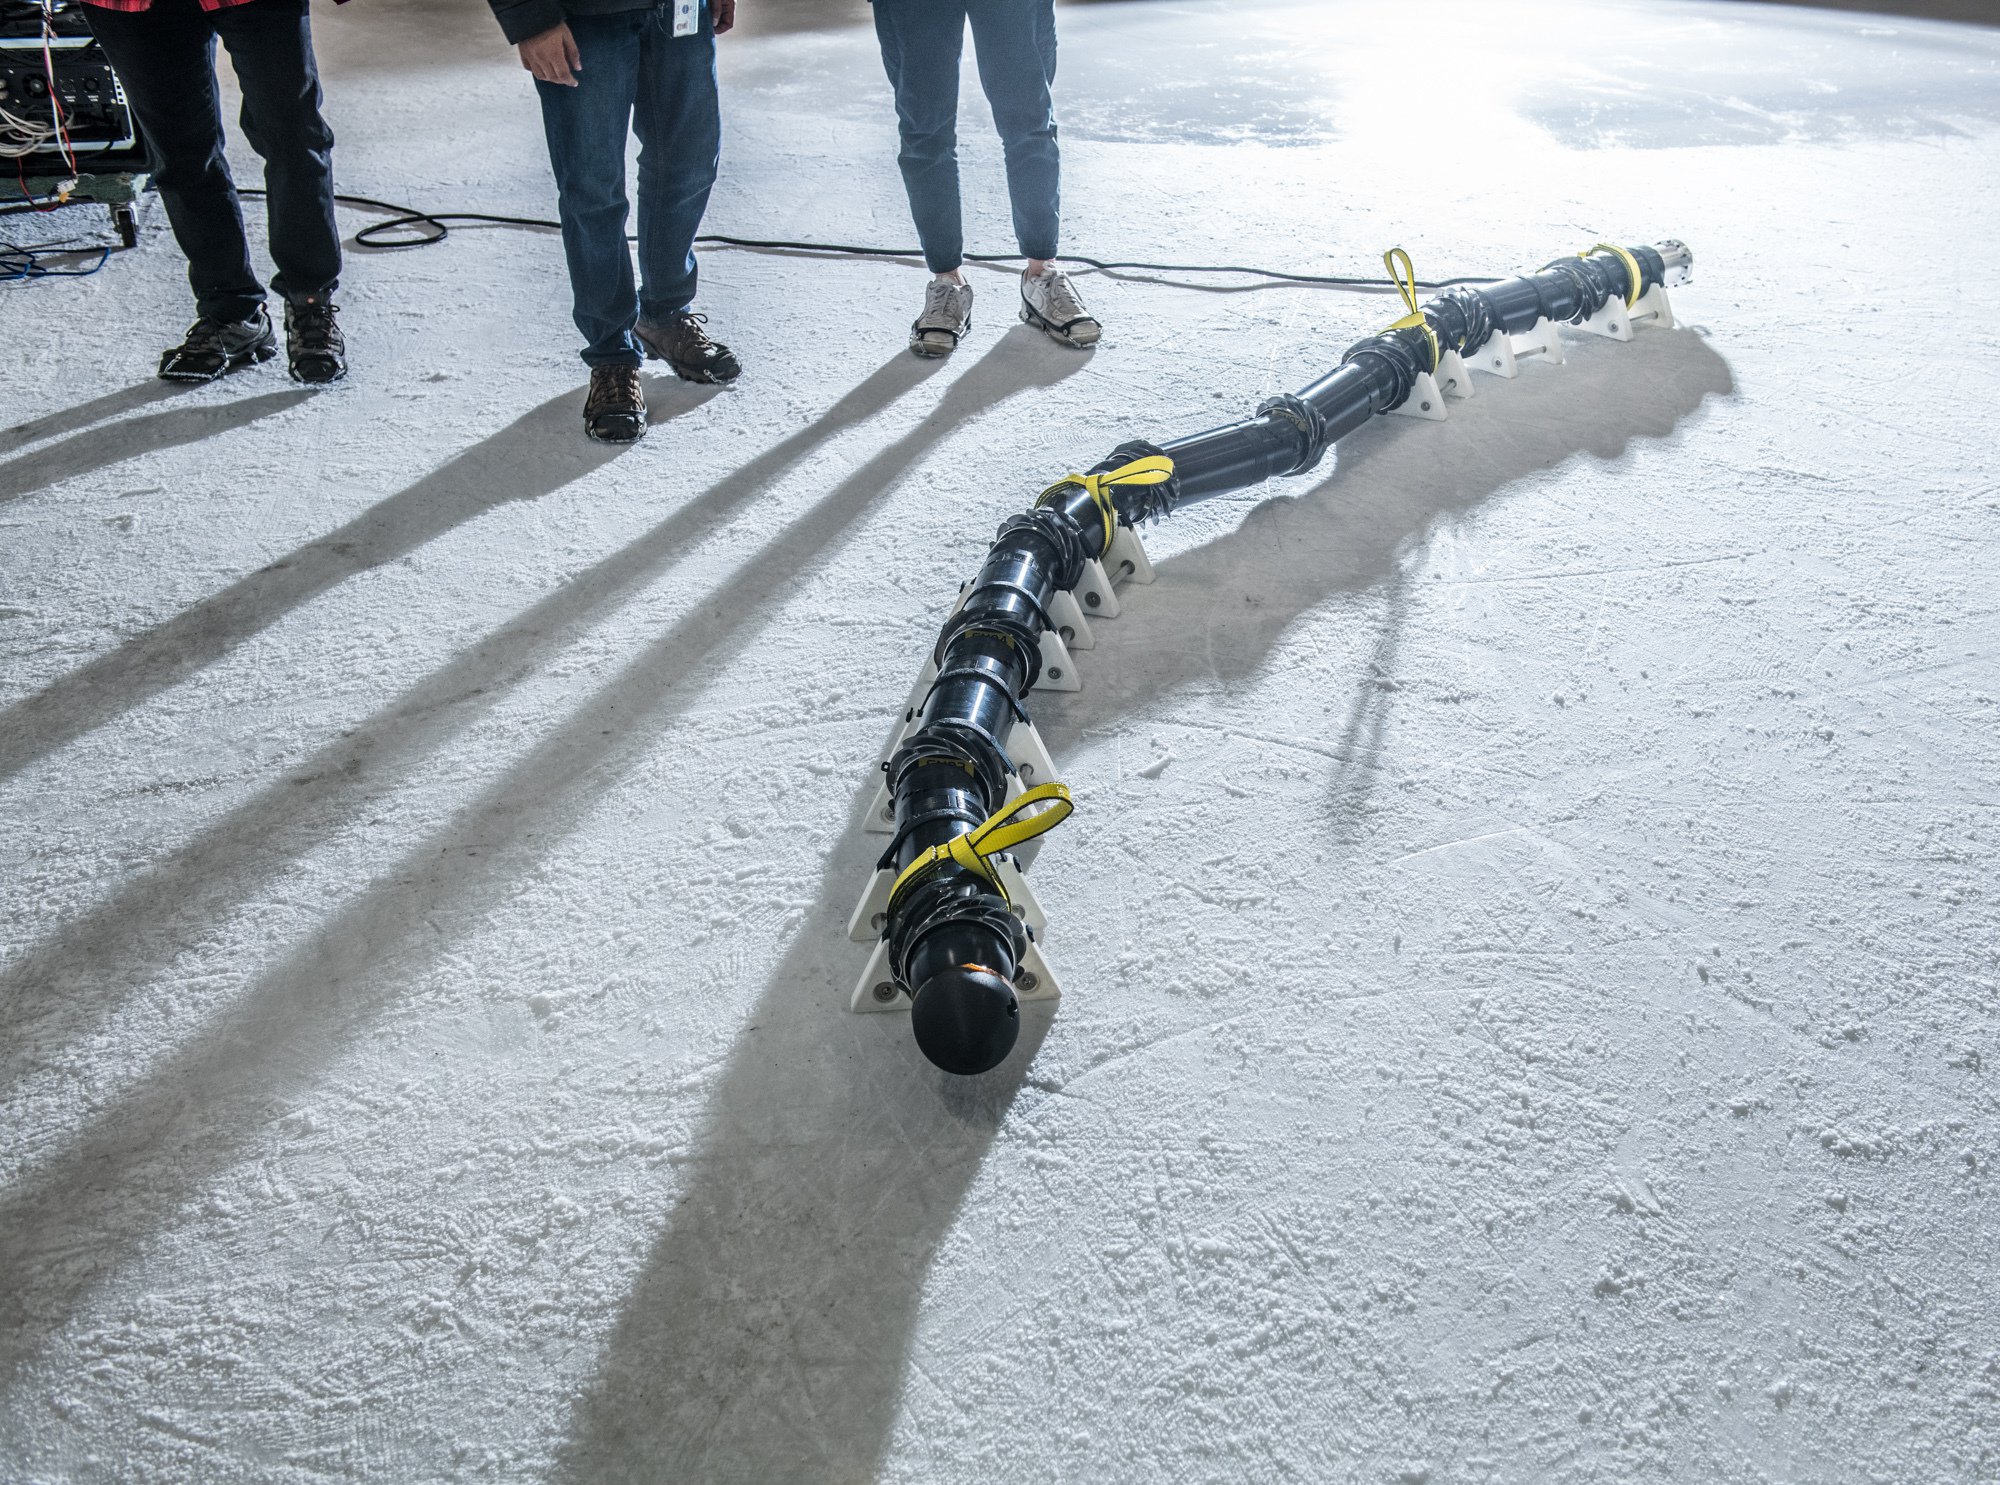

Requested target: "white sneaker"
[
  {"left": 1019, "top": 267, "right": 1100, "bottom": 349},
  {"left": 911, "top": 278, "right": 974, "bottom": 357}
]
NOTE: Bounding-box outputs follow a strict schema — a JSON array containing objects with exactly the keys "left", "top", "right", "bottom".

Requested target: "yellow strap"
[
  {"left": 888, "top": 781, "right": 1075, "bottom": 913},
  {"left": 1381, "top": 246, "right": 1440, "bottom": 372},
  {"left": 1037, "top": 454, "right": 1175, "bottom": 555},
  {"left": 1587, "top": 241, "right": 1644, "bottom": 308}
]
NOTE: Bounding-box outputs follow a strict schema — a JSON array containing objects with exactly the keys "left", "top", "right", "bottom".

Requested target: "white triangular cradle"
[{"left": 847, "top": 522, "right": 1158, "bottom": 1014}]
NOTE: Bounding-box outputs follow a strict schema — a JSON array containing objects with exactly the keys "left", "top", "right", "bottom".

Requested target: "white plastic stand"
[
  {"left": 1073, "top": 556, "right": 1122, "bottom": 618},
  {"left": 1578, "top": 294, "right": 1633, "bottom": 342},
  {"left": 1048, "top": 586, "right": 1094, "bottom": 650},
  {"left": 1470, "top": 330, "right": 1518, "bottom": 379},
  {"left": 1012, "top": 939, "right": 1062, "bottom": 1001},
  {"left": 1105, "top": 523, "right": 1155, "bottom": 586},
  {"left": 1006, "top": 719, "right": 1059, "bottom": 789},
  {"left": 850, "top": 933, "right": 1062, "bottom": 1013},
  {"left": 1628, "top": 282, "right": 1675, "bottom": 330},
  {"left": 1467, "top": 284, "right": 1674, "bottom": 381},
  {"left": 1434, "top": 347, "right": 1475, "bottom": 400},
  {"left": 1388, "top": 369, "right": 1448, "bottom": 421},
  {"left": 846, "top": 867, "right": 896, "bottom": 943},
  {"left": 864, "top": 774, "right": 897, "bottom": 833},
  {"left": 1512, "top": 315, "right": 1566, "bottom": 366},
  {"left": 1036, "top": 628, "right": 1081, "bottom": 691},
  {"left": 851, "top": 940, "right": 905, "bottom": 1011}
]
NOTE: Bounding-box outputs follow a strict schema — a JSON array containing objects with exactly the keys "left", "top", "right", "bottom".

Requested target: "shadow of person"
[
  {"left": 0, "top": 389, "right": 314, "bottom": 506},
  {"left": 548, "top": 325, "right": 1734, "bottom": 1484},
  {"left": 1037, "top": 327, "right": 1737, "bottom": 835},
  {"left": 0, "top": 329, "right": 1085, "bottom": 1395},
  {"left": 0, "top": 379, "right": 693, "bottom": 785},
  {"left": 553, "top": 799, "right": 1052, "bottom": 1485},
  {"left": 0, "top": 351, "right": 937, "bottom": 1094},
  {"left": 0, "top": 379, "right": 196, "bottom": 460}
]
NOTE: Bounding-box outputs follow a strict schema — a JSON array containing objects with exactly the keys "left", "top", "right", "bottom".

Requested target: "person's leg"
[
  {"left": 967, "top": 0, "right": 1094, "bottom": 346},
  {"left": 535, "top": 12, "right": 646, "bottom": 368},
  {"left": 871, "top": 0, "right": 970, "bottom": 276},
  {"left": 211, "top": 0, "right": 340, "bottom": 305},
  {"left": 84, "top": 0, "right": 263, "bottom": 322},
  {"left": 629, "top": 7, "right": 739, "bottom": 382},
  {"left": 965, "top": 0, "right": 1059, "bottom": 266},
  {"left": 632, "top": 5, "right": 717, "bottom": 320}
]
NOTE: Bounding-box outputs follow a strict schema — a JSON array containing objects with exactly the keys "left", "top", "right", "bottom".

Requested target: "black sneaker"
[
  {"left": 583, "top": 365, "right": 647, "bottom": 443},
  {"left": 635, "top": 308, "right": 741, "bottom": 384},
  {"left": 158, "top": 307, "right": 277, "bottom": 382},
  {"left": 285, "top": 296, "right": 347, "bottom": 384}
]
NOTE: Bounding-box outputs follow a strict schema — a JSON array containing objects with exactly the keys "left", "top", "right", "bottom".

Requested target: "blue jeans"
[
  {"left": 872, "top": 0, "right": 1059, "bottom": 274},
  {"left": 535, "top": 5, "right": 719, "bottom": 368}
]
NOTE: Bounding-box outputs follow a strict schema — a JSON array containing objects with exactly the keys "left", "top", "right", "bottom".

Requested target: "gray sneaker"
[
  {"left": 1019, "top": 267, "right": 1100, "bottom": 349},
  {"left": 911, "top": 278, "right": 974, "bottom": 358}
]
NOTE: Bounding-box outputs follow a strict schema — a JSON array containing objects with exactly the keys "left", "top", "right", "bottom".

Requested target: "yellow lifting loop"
[
  {"left": 1037, "top": 454, "right": 1176, "bottom": 556},
  {"left": 1587, "top": 241, "right": 1644, "bottom": 309},
  {"left": 1381, "top": 246, "right": 1441, "bottom": 373},
  {"left": 888, "top": 781, "right": 1075, "bottom": 915}
]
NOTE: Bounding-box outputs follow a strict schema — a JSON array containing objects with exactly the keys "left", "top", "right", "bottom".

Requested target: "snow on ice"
[{"left": 2, "top": 0, "right": 1997, "bottom": 1480}]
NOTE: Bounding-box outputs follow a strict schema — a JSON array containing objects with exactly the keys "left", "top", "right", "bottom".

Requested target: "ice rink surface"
[{"left": 2, "top": 0, "right": 1997, "bottom": 1479}]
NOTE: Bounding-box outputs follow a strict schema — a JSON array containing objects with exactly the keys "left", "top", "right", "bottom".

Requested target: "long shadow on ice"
[
  {"left": 0, "top": 380, "right": 193, "bottom": 460},
  {"left": 0, "top": 380, "right": 683, "bottom": 783},
  {"left": 1046, "top": 326, "right": 1737, "bottom": 835},
  {"left": 0, "top": 358, "right": 920, "bottom": 1088},
  {"left": 0, "top": 331, "right": 1078, "bottom": 1397},
  {"left": 550, "top": 325, "right": 1733, "bottom": 1484},
  {"left": 0, "top": 389, "right": 312, "bottom": 508},
  {"left": 0, "top": 356, "right": 927, "bottom": 1098},
  {"left": 552, "top": 814, "right": 1053, "bottom": 1485}
]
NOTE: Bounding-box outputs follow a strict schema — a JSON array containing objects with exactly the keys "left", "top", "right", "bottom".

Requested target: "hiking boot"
[
  {"left": 635, "top": 308, "right": 741, "bottom": 384},
  {"left": 158, "top": 306, "right": 277, "bottom": 382},
  {"left": 910, "top": 278, "right": 973, "bottom": 358},
  {"left": 583, "top": 365, "right": 647, "bottom": 443},
  {"left": 285, "top": 295, "right": 347, "bottom": 384},
  {"left": 1019, "top": 267, "right": 1100, "bottom": 349}
]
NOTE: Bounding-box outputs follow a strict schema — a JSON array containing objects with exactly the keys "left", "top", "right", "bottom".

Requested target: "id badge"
[{"left": 672, "top": 0, "right": 698, "bottom": 36}]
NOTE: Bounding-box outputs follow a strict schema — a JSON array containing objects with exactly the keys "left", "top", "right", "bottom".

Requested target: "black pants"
[{"left": 86, "top": 0, "right": 340, "bottom": 321}]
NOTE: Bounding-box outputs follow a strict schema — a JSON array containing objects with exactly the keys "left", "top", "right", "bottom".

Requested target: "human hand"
[
  {"left": 518, "top": 22, "right": 582, "bottom": 85},
  {"left": 711, "top": 0, "right": 735, "bottom": 34}
]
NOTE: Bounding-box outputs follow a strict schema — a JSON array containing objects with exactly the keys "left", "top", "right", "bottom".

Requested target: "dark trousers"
[
  {"left": 86, "top": 0, "right": 339, "bottom": 322},
  {"left": 535, "top": 5, "right": 720, "bottom": 368},
  {"left": 871, "top": 0, "right": 1059, "bottom": 274}
]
